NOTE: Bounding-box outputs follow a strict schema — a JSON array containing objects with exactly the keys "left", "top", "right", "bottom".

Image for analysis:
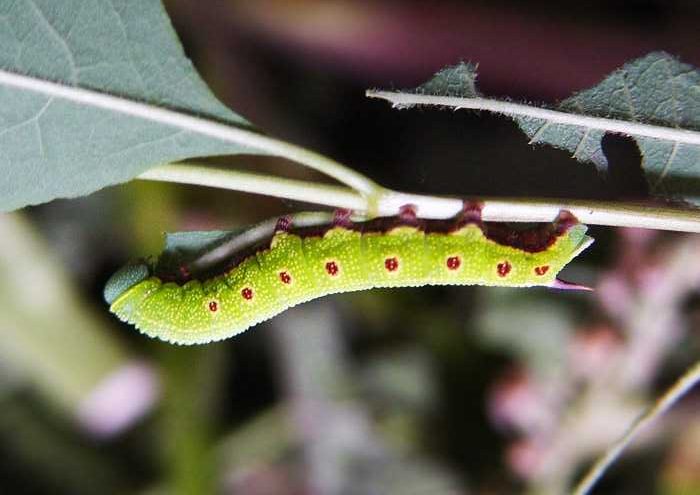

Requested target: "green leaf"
[
  {"left": 163, "top": 231, "right": 239, "bottom": 256},
  {"left": 520, "top": 52, "right": 700, "bottom": 200},
  {"left": 156, "top": 230, "right": 244, "bottom": 275},
  {"left": 414, "top": 62, "right": 481, "bottom": 98},
  {"left": 368, "top": 52, "right": 700, "bottom": 205},
  {"left": 0, "top": 0, "right": 261, "bottom": 212}
]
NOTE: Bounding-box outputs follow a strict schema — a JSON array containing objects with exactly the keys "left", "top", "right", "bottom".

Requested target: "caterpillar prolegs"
[{"left": 105, "top": 205, "right": 593, "bottom": 344}]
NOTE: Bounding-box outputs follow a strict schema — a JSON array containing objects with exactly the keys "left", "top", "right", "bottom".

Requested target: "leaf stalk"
[{"left": 139, "top": 163, "right": 700, "bottom": 233}]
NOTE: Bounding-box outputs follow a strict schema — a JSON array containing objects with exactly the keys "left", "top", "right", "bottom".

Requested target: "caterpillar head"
[{"left": 103, "top": 262, "right": 151, "bottom": 304}]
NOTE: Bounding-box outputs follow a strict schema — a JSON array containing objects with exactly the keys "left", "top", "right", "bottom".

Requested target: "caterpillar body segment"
[{"left": 106, "top": 209, "right": 593, "bottom": 344}]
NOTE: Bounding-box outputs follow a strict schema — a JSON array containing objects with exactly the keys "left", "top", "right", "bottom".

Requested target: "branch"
[
  {"left": 139, "top": 163, "right": 700, "bottom": 233},
  {"left": 572, "top": 360, "right": 700, "bottom": 495},
  {"left": 366, "top": 91, "right": 700, "bottom": 146}
]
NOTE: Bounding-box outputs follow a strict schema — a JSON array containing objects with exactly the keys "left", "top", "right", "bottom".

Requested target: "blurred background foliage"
[{"left": 2, "top": 0, "right": 700, "bottom": 493}]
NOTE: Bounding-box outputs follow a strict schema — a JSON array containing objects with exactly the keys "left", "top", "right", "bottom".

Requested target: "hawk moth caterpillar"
[{"left": 105, "top": 204, "right": 593, "bottom": 345}]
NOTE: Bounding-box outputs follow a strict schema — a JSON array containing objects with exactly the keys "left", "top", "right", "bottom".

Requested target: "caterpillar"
[{"left": 104, "top": 204, "right": 593, "bottom": 345}]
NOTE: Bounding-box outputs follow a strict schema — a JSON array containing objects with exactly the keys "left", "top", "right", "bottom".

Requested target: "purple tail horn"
[{"left": 549, "top": 278, "right": 594, "bottom": 292}]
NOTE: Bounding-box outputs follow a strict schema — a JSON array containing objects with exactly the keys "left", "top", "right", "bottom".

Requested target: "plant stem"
[
  {"left": 139, "top": 164, "right": 367, "bottom": 210},
  {"left": 139, "top": 163, "right": 700, "bottom": 233},
  {"left": 572, "top": 360, "right": 700, "bottom": 495},
  {"left": 366, "top": 91, "right": 700, "bottom": 146},
  {"left": 0, "top": 68, "right": 380, "bottom": 196}
]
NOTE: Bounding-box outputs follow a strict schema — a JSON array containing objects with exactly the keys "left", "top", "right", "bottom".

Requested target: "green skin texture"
[{"left": 109, "top": 222, "right": 592, "bottom": 345}]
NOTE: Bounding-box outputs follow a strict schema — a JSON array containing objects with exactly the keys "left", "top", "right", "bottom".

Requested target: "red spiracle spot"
[
  {"left": 208, "top": 301, "right": 218, "bottom": 312},
  {"left": 279, "top": 271, "right": 292, "bottom": 284},
  {"left": 497, "top": 261, "right": 512, "bottom": 277},
  {"left": 534, "top": 265, "right": 550, "bottom": 276},
  {"left": 325, "top": 261, "right": 339, "bottom": 276},
  {"left": 446, "top": 256, "right": 461, "bottom": 270},
  {"left": 385, "top": 257, "right": 399, "bottom": 272},
  {"left": 241, "top": 287, "right": 254, "bottom": 300}
]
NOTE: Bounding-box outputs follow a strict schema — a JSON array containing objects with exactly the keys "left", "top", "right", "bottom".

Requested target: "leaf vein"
[
  {"left": 101, "top": 129, "right": 187, "bottom": 160},
  {"left": 653, "top": 141, "right": 679, "bottom": 190},
  {"left": 572, "top": 128, "right": 591, "bottom": 160},
  {"left": 0, "top": 97, "right": 51, "bottom": 139},
  {"left": 527, "top": 121, "right": 550, "bottom": 145},
  {"left": 27, "top": 0, "right": 78, "bottom": 84}
]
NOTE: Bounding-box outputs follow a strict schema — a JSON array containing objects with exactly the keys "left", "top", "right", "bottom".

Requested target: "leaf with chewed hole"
[
  {"left": 0, "top": 0, "right": 263, "bottom": 212},
  {"left": 368, "top": 52, "right": 700, "bottom": 206}
]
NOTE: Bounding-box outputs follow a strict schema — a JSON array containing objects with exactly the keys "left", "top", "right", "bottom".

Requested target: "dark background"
[{"left": 2, "top": 1, "right": 699, "bottom": 494}]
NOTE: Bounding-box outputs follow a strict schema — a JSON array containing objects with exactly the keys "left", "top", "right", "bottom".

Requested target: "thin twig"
[
  {"left": 139, "top": 164, "right": 700, "bottom": 233},
  {"left": 366, "top": 91, "right": 700, "bottom": 146},
  {"left": 572, "top": 360, "right": 700, "bottom": 495}
]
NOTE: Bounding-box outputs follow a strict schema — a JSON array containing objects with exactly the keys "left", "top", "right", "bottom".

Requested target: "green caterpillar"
[{"left": 105, "top": 205, "right": 593, "bottom": 345}]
